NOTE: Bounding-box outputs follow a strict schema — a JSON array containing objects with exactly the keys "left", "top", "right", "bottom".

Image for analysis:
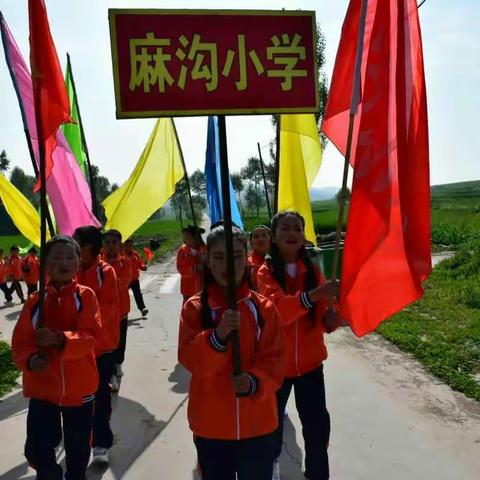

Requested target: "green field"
[
  {"left": 378, "top": 239, "right": 480, "bottom": 401},
  {"left": 0, "top": 341, "right": 17, "bottom": 397}
]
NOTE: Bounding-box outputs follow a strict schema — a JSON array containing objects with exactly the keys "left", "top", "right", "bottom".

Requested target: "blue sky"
[{"left": 0, "top": 0, "right": 479, "bottom": 189}]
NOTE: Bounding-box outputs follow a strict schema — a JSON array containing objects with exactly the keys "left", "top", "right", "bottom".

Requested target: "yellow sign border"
[{"left": 108, "top": 9, "right": 319, "bottom": 119}]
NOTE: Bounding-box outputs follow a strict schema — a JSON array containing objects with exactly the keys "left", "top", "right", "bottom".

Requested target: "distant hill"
[
  {"left": 310, "top": 187, "right": 338, "bottom": 201},
  {"left": 431, "top": 180, "right": 480, "bottom": 199}
]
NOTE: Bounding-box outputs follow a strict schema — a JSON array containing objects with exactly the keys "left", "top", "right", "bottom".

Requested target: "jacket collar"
[
  {"left": 208, "top": 281, "right": 251, "bottom": 310},
  {"left": 46, "top": 279, "right": 78, "bottom": 296}
]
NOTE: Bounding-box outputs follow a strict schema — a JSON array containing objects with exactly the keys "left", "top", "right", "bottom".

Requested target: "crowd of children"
[
  {"left": 0, "top": 246, "right": 40, "bottom": 305},
  {"left": 9, "top": 210, "right": 338, "bottom": 480}
]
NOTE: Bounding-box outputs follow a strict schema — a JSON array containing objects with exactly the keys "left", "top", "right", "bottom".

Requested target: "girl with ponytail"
[{"left": 257, "top": 211, "right": 341, "bottom": 480}]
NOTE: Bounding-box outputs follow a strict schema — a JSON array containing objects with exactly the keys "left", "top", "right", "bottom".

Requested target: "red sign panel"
[{"left": 109, "top": 9, "right": 318, "bottom": 118}]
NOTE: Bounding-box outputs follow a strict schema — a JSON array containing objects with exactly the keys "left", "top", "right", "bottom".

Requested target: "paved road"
[{"left": 0, "top": 255, "right": 479, "bottom": 479}]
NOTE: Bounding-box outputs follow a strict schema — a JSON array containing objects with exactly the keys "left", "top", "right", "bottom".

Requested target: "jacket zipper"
[
  {"left": 236, "top": 398, "right": 240, "bottom": 440},
  {"left": 59, "top": 360, "right": 65, "bottom": 406},
  {"left": 295, "top": 320, "right": 300, "bottom": 376}
]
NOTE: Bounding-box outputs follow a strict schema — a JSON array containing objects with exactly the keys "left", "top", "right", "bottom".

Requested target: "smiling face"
[
  {"left": 207, "top": 237, "right": 247, "bottom": 288},
  {"left": 46, "top": 243, "right": 80, "bottom": 284},
  {"left": 251, "top": 227, "right": 271, "bottom": 257},
  {"left": 273, "top": 214, "right": 305, "bottom": 262}
]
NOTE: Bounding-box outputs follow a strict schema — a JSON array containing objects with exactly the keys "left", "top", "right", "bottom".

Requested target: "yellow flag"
[
  {"left": 103, "top": 118, "right": 185, "bottom": 240},
  {"left": 0, "top": 173, "right": 47, "bottom": 246},
  {"left": 278, "top": 114, "right": 323, "bottom": 243}
]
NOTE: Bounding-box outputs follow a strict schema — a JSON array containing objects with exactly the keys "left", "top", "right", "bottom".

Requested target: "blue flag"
[{"left": 204, "top": 116, "right": 243, "bottom": 230}]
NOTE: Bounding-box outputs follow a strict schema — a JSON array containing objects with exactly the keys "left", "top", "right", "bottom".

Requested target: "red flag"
[
  {"left": 143, "top": 247, "right": 154, "bottom": 263},
  {"left": 322, "top": 0, "right": 431, "bottom": 336},
  {"left": 28, "top": 0, "right": 72, "bottom": 188}
]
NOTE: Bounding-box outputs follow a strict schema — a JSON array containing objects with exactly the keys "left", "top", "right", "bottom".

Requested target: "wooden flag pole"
[
  {"left": 257, "top": 142, "right": 272, "bottom": 220},
  {"left": 217, "top": 115, "right": 241, "bottom": 376},
  {"left": 172, "top": 119, "right": 197, "bottom": 228},
  {"left": 273, "top": 115, "right": 281, "bottom": 214},
  {"left": 66, "top": 53, "right": 99, "bottom": 219},
  {"left": 327, "top": 0, "right": 368, "bottom": 331}
]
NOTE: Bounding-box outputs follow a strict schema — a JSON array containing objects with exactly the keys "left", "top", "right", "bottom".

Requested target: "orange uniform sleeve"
[
  {"left": 248, "top": 299, "right": 285, "bottom": 399},
  {"left": 136, "top": 253, "right": 146, "bottom": 271},
  {"left": 99, "top": 267, "right": 119, "bottom": 327},
  {"left": 62, "top": 289, "right": 102, "bottom": 361},
  {"left": 118, "top": 258, "right": 132, "bottom": 291},
  {"left": 256, "top": 265, "right": 310, "bottom": 326},
  {"left": 176, "top": 246, "right": 196, "bottom": 278},
  {"left": 11, "top": 297, "right": 39, "bottom": 371},
  {"left": 178, "top": 299, "right": 232, "bottom": 379}
]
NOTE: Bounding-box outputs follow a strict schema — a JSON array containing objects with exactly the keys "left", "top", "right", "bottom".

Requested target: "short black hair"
[
  {"left": 10, "top": 245, "right": 19, "bottom": 252},
  {"left": 74, "top": 226, "right": 103, "bottom": 256},
  {"left": 28, "top": 247, "right": 37, "bottom": 254},
  {"left": 43, "top": 235, "right": 80, "bottom": 259},
  {"left": 103, "top": 229, "right": 122, "bottom": 242}
]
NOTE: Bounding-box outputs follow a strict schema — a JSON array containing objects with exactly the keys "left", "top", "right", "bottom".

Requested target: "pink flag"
[{"left": 1, "top": 11, "right": 99, "bottom": 235}]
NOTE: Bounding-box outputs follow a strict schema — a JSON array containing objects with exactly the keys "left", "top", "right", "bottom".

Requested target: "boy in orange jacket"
[
  {"left": 179, "top": 225, "right": 285, "bottom": 479},
  {"left": 22, "top": 247, "right": 40, "bottom": 295},
  {"left": 12, "top": 236, "right": 102, "bottom": 480},
  {"left": 124, "top": 237, "right": 148, "bottom": 317},
  {"left": 0, "top": 248, "right": 13, "bottom": 304},
  {"left": 102, "top": 229, "right": 132, "bottom": 390},
  {"left": 74, "top": 226, "right": 120, "bottom": 464},
  {"left": 176, "top": 225, "right": 206, "bottom": 303},
  {"left": 7, "top": 245, "right": 25, "bottom": 303}
]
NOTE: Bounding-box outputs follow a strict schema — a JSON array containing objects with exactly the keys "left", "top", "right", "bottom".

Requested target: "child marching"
[
  {"left": 178, "top": 225, "right": 285, "bottom": 480},
  {"left": 124, "top": 237, "right": 149, "bottom": 317},
  {"left": 101, "top": 229, "right": 132, "bottom": 391},
  {"left": 11, "top": 236, "right": 102, "bottom": 480},
  {"left": 74, "top": 226, "right": 120, "bottom": 464},
  {"left": 22, "top": 247, "right": 41, "bottom": 295},
  {"left": 257, "top": 212, "right": 341, "bottom": 480},
  {"left": 248, "top": 225, "right": 271, "bottom": 290},
  {"left": 176, "top": 225, "right": 206, "bottom": 303},
  {"left": 7, "top": 245, "right": 25, "bottom": 303}
]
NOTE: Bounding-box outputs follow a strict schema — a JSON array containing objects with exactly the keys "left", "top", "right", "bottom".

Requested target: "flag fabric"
[
  {"left": 322, "top": 0, "right": 431, "bottom": 337},
  {"left": 0, "top": 173, "right": 48, "bottom": 246},
  {"left": 143, "top": 247, "right": 154, "bottom": 262},
  {"left": 1, "top": 12, "right": 100, "bottom": 235},
  {"left": 277, "top": 114, "right": 322, "bottom": 244},
  {"left": 62, "top": 56, "right": 88, "bottom": 176},
  {"left": 205, "top": 116, "right": 243, "bottom": 230},
  {"left": 28, "top": 0, "right": 72, "bottom": 187},
  {"left": 103, "top": 119, "right": 185, "bottom": 240}
]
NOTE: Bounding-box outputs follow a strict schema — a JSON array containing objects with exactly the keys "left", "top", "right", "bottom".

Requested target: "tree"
[
  {"left": 189, "top": 169, "right": 206, "bottom": 195},
  {"left": 245, "top": 183, "right": 265, "bottom": 217},
  {"left": 335, "top": 187, "right": 351, "bottom": 205},
  {"left": 231, "top": 172, "right": 245, "bottom": 215},
  {"left": 171, "top": 178, "right": 189, "bottom": 225},
  {"left": 10, "top": 166, "right": 38, "bottom": 207},
  {"left": 0, "top": 150, "right": 10, "bottom": 173}
]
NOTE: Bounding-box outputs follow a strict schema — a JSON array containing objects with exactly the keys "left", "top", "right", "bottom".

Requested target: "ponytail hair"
[{"left": 268, "top": 211, "right": 317, "bottom": 322}]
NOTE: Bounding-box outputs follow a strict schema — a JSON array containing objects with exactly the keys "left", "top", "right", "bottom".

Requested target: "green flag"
[{"left": 62, "top": 55, "right": 87, "bottom": 176}]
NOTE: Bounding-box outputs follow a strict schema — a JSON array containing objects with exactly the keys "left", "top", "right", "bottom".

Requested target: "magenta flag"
[{"left": 1, "top": 12, "right": 99, "bottom": 235}]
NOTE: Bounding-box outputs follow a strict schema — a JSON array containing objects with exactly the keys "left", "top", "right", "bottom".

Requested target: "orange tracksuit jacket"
[
  {"left": 21, "top": 255, "right": 40, "bottom": 285},
  {"left": 257, "top": 260, "right": 335, "bottom": 378},
  {"left": 176, "top": 244, "right": 204, "bottom": 298},
  {"left": 12, "top": 281, "right": 102, "bottom": 407},
  {"left": 77, "top": 258, "right": 120, "bottom": 354},
  {"left": 248, "top": 251, "right": 265, "bottom": 289},
  {"left": 102, "top": 254, "right": 132, "bottom": 318},
  {"left": 0, "top": 258, "right": 8, "bottom": 283},
  {"left": 126, "top": 250, "right": 145, "bottom": 281},
  {"left": 179, "top": 282, "right": 285, "bottom": 440},
  {"left": 8, "top": 254, "right": 22, "bottom": 281}
]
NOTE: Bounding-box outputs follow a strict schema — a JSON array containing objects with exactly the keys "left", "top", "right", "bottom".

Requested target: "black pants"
[
  {"left": 27, "top": 283, "right": 38, "bottom": 295},
  {"left": 274, "top": 365, "right": 330, "bottom": 480},
  {"left": 0, "top": 282, "right": 12, "bottom": 302},
  {"left": 93, "top": 352, "right": 114, "bottom": 449},
  {"left": 114, "top": 316, "right": 128, "bottom": 365},
  {"left": 129, "top": 279, "right": 146, "bottom": 311},
  {"left": 195, "top": 433, "right": 275, "bottom": 480},
  {"left": 8, "top": 280, "right": 24, "bottom": 301},
  {"left": 25, "top": 398, "right": 94, "bottom": 480}
]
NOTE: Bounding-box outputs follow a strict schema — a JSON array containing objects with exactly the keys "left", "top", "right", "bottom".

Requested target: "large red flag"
[
  {"left": 28, "top": 0, "right": 72, "bottom": 188},
  {"left": 323, "top": 0, "right": 431, "bottom": 337}
]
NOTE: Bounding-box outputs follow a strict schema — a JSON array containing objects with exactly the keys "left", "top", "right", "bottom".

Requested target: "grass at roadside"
[
  {"left": 377, "top": 239, "right": 480, "bottom": 401},
  {"left": 0, "top": 341, "right": 18, "bottom": 397}
]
